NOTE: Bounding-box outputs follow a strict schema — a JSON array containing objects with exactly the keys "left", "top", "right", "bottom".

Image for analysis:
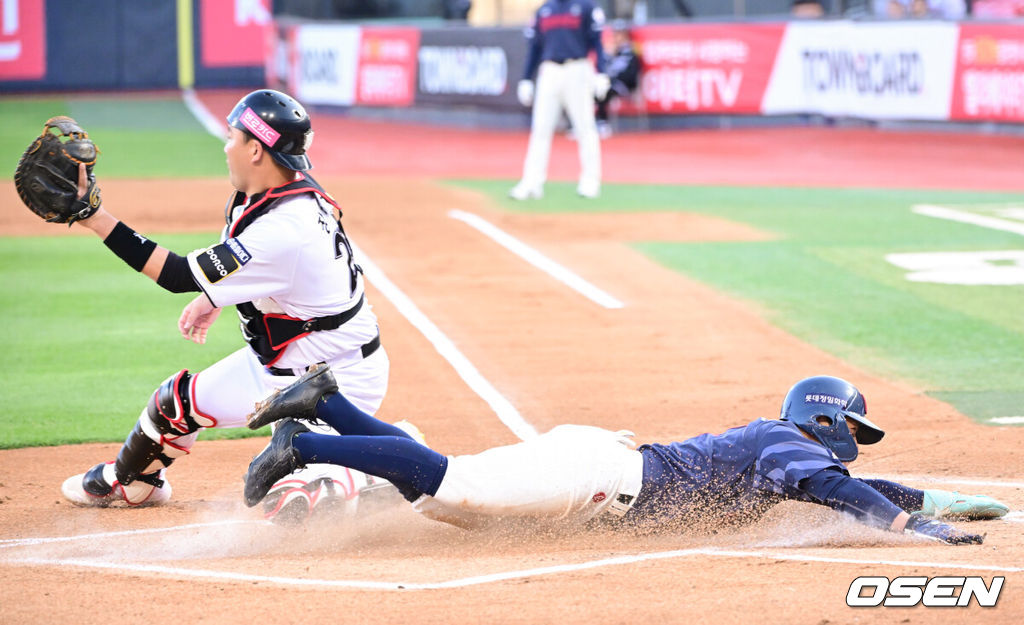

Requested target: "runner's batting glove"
[
  {"left": 517, "top": 80, "right": 534, "bottom": 107},
  {"left": 904, "top": 513, "right": 985, "bottom": 545},
  {"left": 593, "top": 73, "right": 611, "bottom": 100}
]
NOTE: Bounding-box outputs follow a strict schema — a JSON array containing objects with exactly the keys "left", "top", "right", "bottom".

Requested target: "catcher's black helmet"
[
  {"left": 780, "top": 375, "right": 884, "bottom": 462},
  {"left": 227, "top": 89, "right": 313, "bottom": 171}
]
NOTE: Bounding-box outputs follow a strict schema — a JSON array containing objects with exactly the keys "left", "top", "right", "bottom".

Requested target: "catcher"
[
  {"left": 15, "top": 93, "right": 398, "bottom": 522},
  {"left": 242, "top": 369, "right": 1011, "bottom": 544}
]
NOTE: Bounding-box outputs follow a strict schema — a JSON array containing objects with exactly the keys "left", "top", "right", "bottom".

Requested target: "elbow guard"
[{"left": 157, "top": 252, "right": 200, "bottom": 293}]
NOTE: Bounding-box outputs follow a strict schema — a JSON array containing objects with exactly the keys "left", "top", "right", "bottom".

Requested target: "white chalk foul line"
[
  {"left": 8, "top": 547, "right": 1020, "bottom": 591},
  {"left": 448, "top": 209, "right": 624, "bottom": 310},
  {"left": 989, "top": 416, "right": 1024, "bottom": 425},
  {"left": 912, "top": 204, "right": 1024, "bottom": 237},
  {"left": 182, "top": 88, "right": 227, "bottom": 139},
  {"left": 0, "top": 520, "right": 261, "bottom": 549},
  {"left": 351, "top": 241, "right": 538, "bottom": 441}
]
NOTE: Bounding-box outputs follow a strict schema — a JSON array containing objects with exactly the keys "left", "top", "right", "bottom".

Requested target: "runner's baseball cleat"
[
  {"left": 244, "top": 418, "right": 310, "bottom": 507},
  {"left": 61, "top": 462, "right": 172, "bottom": 507},
  {"left": 247, "top": 363, "right": 338, "bottom": 430}
]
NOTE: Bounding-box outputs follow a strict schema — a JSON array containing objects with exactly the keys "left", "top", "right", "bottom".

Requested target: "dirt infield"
[{"left": 2, "top": 101, "right": 1023, "bottom": 624}]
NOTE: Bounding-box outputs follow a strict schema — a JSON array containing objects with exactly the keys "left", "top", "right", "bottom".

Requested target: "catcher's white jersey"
[{"left": 186, "top": 192, "right": 381, "bottom": 371}]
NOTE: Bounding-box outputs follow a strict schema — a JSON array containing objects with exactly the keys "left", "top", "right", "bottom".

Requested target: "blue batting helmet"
[
  {"left": 227, "top": 89, "right": 313, "bottom": 171},
  {"left": 780, "top": 375, "right": 884, "bottom": 462}
]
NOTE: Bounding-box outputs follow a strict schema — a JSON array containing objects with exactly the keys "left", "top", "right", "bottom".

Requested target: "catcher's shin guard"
[
  {"left": 63, "top": 370, "right": 210, "bottom": 507},
  {"left": 115, "top": 370, "right": 213, "bottom": 485}
]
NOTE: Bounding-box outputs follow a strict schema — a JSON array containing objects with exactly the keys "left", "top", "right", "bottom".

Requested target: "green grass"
[
  {"left": 0, "top": 233, "right": 271, "bottom": 448},
  {"left": 449, "top": 180, "right": 1024, "bottom": 424},
  {"left": 1, "top": 97, "right": 226, "bottom": 179}
]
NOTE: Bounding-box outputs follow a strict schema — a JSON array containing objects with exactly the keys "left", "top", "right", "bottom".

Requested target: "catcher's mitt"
[{"left": 14, "top": 116, "right": 101, "bottom": 226}]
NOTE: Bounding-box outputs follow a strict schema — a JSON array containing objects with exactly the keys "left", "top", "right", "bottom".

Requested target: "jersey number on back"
[{"left": 334, "top": 227, "right": 362, "bottom": 295}]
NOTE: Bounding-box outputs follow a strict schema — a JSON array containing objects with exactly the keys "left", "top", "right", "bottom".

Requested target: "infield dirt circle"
[{"left": 1, "top": 91, "right": 1022, "bottom": 624}]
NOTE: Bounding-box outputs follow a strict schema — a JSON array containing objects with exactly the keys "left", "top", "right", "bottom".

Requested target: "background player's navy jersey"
[
  {"left": 631, "top": 418, "right": 848, "bottom": 525},
  {"left": 522, "top": 0, "right": 607, "bottom": 80}
]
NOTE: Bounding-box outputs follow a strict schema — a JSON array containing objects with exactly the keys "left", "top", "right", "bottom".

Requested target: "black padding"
[
  {"left": 156, "top": 252, "right": 200, "bottom": 293},
  {"left": 82, "top": 462, "right": 113, "bottom": 497},
  {"left": 114, "top": 421, "right": 167, "bottom": 486},
  {"left": 147, "top": 370, "right": 201, "bottom": 436}
]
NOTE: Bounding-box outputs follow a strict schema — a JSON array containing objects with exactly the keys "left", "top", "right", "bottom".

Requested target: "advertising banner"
[
  {"left": 761, "top": 22, "right": 959, "bottom": 120},
  {"left": 0, "top": 0, "right": 45, "bottom": 81},
  {"left": 417, "top": 27, "right": 526, "bottom": 109},
  {"left": 951, "top": 23, "right": 1024, "bottom": 122},
  {"left": 291, "top": 24, "right": 361, "bottom": 106},
  {"left": 631, "top": 23, "right": 786, "bottom": 114},
  {"left": 201, "top": 0, "right": 271, "bottom": 67},
  {"left": 356, "top": 27, "right": 420, "bottom": 106}
]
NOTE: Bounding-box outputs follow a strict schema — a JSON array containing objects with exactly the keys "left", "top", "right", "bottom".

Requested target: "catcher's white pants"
[
  {"left": 191, "top": 346, "right": 388, "bottom": 427},
  {"left": 414, "top": 425, "right": 643, "bottom": 527},
  {"left": 517, "top": 59, "right": 602, "bottom": 195},
  {"left": 190, "top": 345, "right": 389, "bottom": 484}
]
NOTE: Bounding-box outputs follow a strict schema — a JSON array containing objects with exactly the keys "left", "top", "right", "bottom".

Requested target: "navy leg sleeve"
[
  {"left": 858, "top": 478, "right": 925, "bottom": 512},
  {"left": 314, "top": 393, "right": 415, "bottom": 440},
  {"left": 293, "top": 433, "right": 448, "bottom": 497}
]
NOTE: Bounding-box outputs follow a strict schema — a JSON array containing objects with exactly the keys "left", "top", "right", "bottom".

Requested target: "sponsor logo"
[
  {"left": 642, "top": 67, "right": 742, "bottom": 111},
  {"left": 301, "top": 46, "right": 338, "bottom": 84},
  {"left": 804, "top": 394, "right": 846, "bottom": 408},
  {"left": 847, "top": 576, "right": 1004, "bottom": 607},
  {"left": 800, "top": 49, "right": 923, "bottom": 96},
  {"left": 224, "top": 237, "right": 252, "bottom": 265},
  {"left": 197, "top": 243, "right": 241, "bottom": 283},
  {"left": 239, "top": 107, "right": 281, "bottom": 147},
  {"left": 592, "top": 492, "right": 607, "bottom": 503},
  {"left": 418, "top": 45, "right": 507, "bottom": 96}
]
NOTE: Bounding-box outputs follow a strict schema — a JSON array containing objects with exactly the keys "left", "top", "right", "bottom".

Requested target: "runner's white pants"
[
  {"left": 414, "top": 425, "right": 643, "bottom": 527},
  {"left": 518, "top": 59, "right": 602, "bottom": 194}
]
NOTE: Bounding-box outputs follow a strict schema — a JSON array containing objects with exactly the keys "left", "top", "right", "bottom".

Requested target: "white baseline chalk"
[
  {"left": 352, "top": 242, "right": 538, "bottom": 441},
  {"left": 913, "top": 204, "right": 1024, "bottom": 237},
  {"left": 9, "top": 547, "right": 1020, "bottom": 592}
]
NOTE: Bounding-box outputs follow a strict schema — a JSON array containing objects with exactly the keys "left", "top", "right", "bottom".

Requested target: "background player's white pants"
[
  {"left": 414, "top": 425, "right": 643, "bottom": 527},
  {"left": 518, "top": 60, "right": 602, "bottom": 195},
  {"left": 191, "top": 345, "right": 389, "bottom": 485}
]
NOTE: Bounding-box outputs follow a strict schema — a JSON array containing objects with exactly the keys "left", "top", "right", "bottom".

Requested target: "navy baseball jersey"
[
  {"left": 632, "top": 418, "right": 851, "bottom": 524},
  {"left": 522, "top": 0, "right": 607, "bottom": 80}
]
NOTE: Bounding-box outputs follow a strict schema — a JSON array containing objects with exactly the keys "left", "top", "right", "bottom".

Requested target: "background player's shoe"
[
  {"left": 244, "top": 418, "right": 310, "bottom": 507},
  {"left": 597, "top": 121, "right": 612, "bottom": 139},
  {"left": 576, "top": 182, "right": 600, "bottom": 199},
  {"left": 918, "top": 489, "right": 1009, "bottom": 519},
  {"left": 247, "top": 363, "right": 338, "bottom": 430},
  {"left": 61, "top": 462, "right": 172, "bottom": 507},
  {"left": 508, "top": 183, "right": 543, "bottom": 200}
]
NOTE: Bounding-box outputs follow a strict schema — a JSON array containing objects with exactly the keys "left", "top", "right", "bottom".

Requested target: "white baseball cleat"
[
  {"left": 61, "top": 462, "right": 172, "bottom": 507},
  {"left": 508, "top": 183, "right": 543, "bottom": 200},
  {"left": 576, "top": 183, "right": 600, "bottom": 199}
]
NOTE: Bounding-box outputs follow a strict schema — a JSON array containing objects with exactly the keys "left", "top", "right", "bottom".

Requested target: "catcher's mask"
[
  {"left": 227, "top": 90, "right": 313, "bottom": 171},
  {"left": 779, "top": 375, "right": 884, "bottom": 463}
]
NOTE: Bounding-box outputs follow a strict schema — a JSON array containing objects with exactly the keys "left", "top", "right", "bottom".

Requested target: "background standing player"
[
  {"left": 44, "top": 90, "right": 401, "bottom": 515},
  {"left": 243, "top": 369, "right": 1009, "bottom": 543},
  {"left": 594, "top": 20, "right": 641, "bottom": 139},
  {"left": 509, "top": 0, "right": 610, "bottom": 200}
]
